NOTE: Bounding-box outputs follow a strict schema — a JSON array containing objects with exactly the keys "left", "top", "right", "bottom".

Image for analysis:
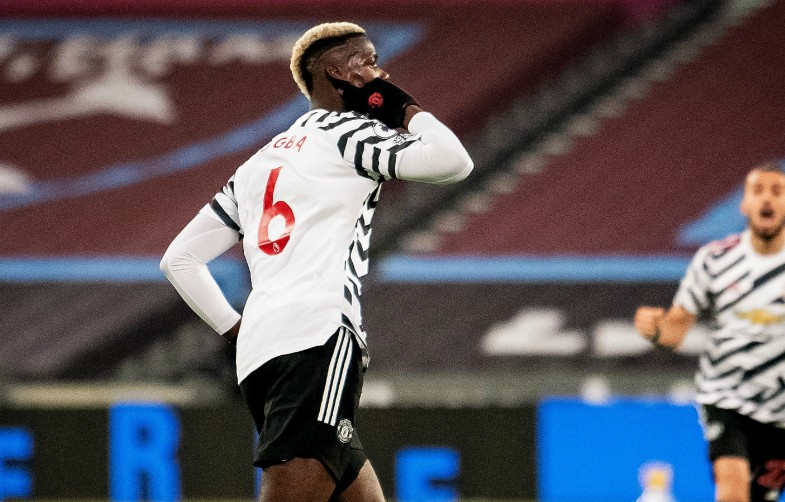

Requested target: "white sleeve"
[
  {"left": 673, "top": 247, "right": 711, "bottom": 315},
  {"left": 394, "top": 112, "right": 474, "bottom": 184},
  {"left": 160, "top": 213, "right": 242, "bottom": 334}
]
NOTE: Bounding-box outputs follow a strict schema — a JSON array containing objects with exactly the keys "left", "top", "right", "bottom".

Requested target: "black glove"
[{"left": 339, "top": 78, "right": 418, "bottom": 129}]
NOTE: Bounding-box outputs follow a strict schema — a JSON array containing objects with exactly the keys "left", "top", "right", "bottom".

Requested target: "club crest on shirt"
[
  {"left": 371, "top": 122, "right": 398, "bottom": 138},
  {"left": 704, "top": 421, "right": 724, "bottom": 441},
  {"left": 337, "top": 419, "right": 354, "bottom": 443}
]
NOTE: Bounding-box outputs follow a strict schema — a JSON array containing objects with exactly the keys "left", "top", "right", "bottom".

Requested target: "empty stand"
[
  {"left": 0, "top": 283, "right": 195, "bottom": 379},
  {"left": 374, "top": 0, "right": 720, "bottom": 252},
  {"left": 0, "top": 1, "right": 625, "bottom": 380},
  {"left": 0, "top": 2, "right": 625, "bottom": 258},
  {"left": 435, "top": 0, "right": 785, "bottom": 255}
]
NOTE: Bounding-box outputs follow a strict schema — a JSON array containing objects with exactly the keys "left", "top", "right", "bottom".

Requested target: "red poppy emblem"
[{"left": 368, "top": 92, "right": 384, "bottom": 109}]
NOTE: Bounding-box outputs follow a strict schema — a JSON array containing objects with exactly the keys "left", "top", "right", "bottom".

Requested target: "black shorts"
[
  {"left": 239, "top": 327, "right": 367, "bottom": 492},
  {"left": 701, "top": 405, "right": 785, "bottom": 500}
]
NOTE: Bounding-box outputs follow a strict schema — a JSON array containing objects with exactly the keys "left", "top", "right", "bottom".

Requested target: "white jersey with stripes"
[
  {"left": 181, "top": 109, "right": 472, "bottom": 382},
  {"left": 674, "top": 230, "right": 785, "bottom": 426}
]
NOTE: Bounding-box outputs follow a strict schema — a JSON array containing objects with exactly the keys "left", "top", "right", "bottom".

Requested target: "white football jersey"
[
  {"left": 200, "top": 109, "right": 471, "bottom": 382},
  {"left": 675, "top": 230, "right": 785, "bottom": 426}
]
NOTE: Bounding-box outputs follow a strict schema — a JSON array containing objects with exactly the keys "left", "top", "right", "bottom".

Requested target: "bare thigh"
[
  {"left": 259, "top": 457, "right": 335, "bottom": 502},
  {"left": 714, "top": 456, "right": 751, "bottom": 502},
  {"left": 334, "top": 460, "right": 386, "bottom": 502}
]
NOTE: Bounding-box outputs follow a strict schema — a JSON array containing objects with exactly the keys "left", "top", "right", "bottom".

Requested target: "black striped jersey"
[
  {"left": 674, "top": 230, "right": 785, "bottom": 426},
  {"left": 201, "top": 109, "right": 472, "bottom": 381}
]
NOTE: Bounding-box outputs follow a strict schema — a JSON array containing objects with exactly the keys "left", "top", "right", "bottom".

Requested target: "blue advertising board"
[{"left": 537, "top": 397, "right": 714, "bottom": 502}]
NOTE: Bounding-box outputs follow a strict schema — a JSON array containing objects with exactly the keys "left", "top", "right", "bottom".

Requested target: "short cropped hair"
[
  {"left": 290, "top": 22, "right": 366, "bottom": 99},
  {"left": 753, "top": 160, "right": 785, "bottom": 174}
]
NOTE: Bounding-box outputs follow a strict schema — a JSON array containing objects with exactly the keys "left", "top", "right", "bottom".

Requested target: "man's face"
[
  {"left": 329, "top": 36, "right": 389, "bottom": 88},
  {"left": 741, "top": 168, "right": 785, "bottom": 240}
]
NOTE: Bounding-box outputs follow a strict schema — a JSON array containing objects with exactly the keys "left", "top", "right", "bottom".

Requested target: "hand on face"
[{"left": 325, "top": 36, "right": 419, "bottom": 129}]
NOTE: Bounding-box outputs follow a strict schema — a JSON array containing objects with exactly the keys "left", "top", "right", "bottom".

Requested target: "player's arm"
[
  {"left": 341, "top": 78, "right": 472, "bottom": 183},
  {"left": 635, "top": 244, "right": 710, "bottom": 349},
  {"left": 393, "top": 111, "right": 474, "bottom": 184},
  {"left": 634, "top": 304, "right": 696, "bottom": 349},
  {"left": 160, "top": 213, "right": 242, "bottom": 343}
]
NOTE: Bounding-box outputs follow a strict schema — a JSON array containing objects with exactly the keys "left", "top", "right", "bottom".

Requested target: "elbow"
[
  {"left": 159, "top": 251, "right": 174, "bottom": 280},
  {"left": 454, "top": 154, "right": 474, "bottom": 182},
  {"left": 450, "top": 147, "right": 474, "bottom": 178},
  {"left": 159, "top": 246, "right": 187, "bottom": 280},
  {"left": 435, "top": 153, "right": 474, "bottom": 184},
  {"left": 160, "top": 246, "right": 205, "bottom": 281}
]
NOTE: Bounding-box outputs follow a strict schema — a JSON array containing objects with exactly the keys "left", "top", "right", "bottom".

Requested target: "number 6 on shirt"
[{"left": 258, "top": 166, "right": 295, "bottom": 255}]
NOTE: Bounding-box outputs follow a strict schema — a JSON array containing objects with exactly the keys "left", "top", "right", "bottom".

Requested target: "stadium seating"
[
  {"left": 435, "top": 0, "right": 785, "bottom": 255},
  {"left": 360, "top": 0, "right": 785, "bottom": 377},
  {"left": 0, "top": 283, "right": 195, "bottom": 379},
  {"left": 0, "top": 0, "right": 626, "bottom": 380}
]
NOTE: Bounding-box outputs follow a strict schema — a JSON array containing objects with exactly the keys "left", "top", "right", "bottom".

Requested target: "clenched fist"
[{"left": 634, "top": 306, "right": 665, "bottom": 342}]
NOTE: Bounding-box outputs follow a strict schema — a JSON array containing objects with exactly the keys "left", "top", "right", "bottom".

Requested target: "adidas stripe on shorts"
[{"left": 239, "top": 327, "right": 366, "bottom": 490}]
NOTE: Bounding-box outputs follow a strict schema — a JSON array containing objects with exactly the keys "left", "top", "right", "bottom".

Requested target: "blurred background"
[{"left": 0, "top": 0, "right": 783, "bottom": 499}]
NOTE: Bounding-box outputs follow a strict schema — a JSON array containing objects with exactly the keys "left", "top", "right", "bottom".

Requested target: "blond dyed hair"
[{"left": 290, "top": 22, "right": 366, "bottom": 99}]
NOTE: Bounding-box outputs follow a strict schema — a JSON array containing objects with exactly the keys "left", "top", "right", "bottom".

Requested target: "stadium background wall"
[
  {"left": 0, "top": 0, "right": 679, "bottom": 27},
  {"left": 0, "top": 403, "right": 538, "bottom": 500}
]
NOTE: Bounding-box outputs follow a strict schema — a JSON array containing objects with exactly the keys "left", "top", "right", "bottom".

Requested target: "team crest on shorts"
[
  {"left": 337, "top": 419, "right": 354, "bottom": 443},
  {"left": 704, "top": 421, "right": 724, "bottom": 441}
]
